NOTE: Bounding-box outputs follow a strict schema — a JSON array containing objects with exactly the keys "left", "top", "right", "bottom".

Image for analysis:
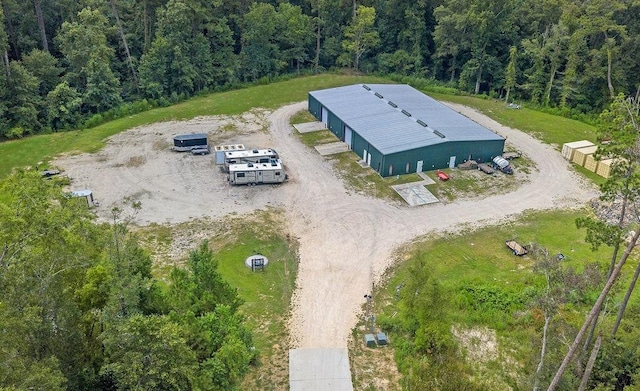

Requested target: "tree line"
[
  {"left": 1, "top": 0, "right": 639, "bottom": 139},
  {"left": 0, "top": 171, "right": 255, "bottom": 390}
]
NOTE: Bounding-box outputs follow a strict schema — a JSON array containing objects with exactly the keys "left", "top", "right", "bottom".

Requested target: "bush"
[{"left": 4, "top": 126, "right": 25, "bottom": 139}]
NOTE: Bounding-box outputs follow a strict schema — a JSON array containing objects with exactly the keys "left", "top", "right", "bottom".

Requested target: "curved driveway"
[{"left": 270, "top": 101, "right": 598, "bottom": 348}]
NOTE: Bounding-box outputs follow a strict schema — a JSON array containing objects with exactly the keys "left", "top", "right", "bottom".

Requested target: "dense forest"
[
  {"left": 0, "top": 171, "right": 255, "bottom": 390},
  {"left": 1, "top": 0, "right": 639, "bottom": 139}
]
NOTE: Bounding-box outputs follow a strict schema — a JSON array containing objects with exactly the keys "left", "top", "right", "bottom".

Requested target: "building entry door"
[
  {"left": 449, "top": 156, "right": 456, "bottom": 168},
  {"left": 321, "top": 106, "right": 328, "bottom": 125},
  {"left": 416, "top": 160, "right": 423, "bottom": 173}
]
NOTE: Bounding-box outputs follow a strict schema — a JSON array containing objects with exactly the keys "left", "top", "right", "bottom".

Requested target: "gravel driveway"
[{"left": 55, "top": 101, "right": 598, "bottom": 349}]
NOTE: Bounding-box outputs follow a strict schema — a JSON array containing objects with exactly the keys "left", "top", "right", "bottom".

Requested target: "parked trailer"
[
  {"left": 173, "top": 133, "right": 209, "bottom": 152},
  {"left": 477, "top": 163, "right": 495, "bottom": 174},
  {"left": 228, "top": 161, "right": 287, "bottom": 186},
  {"left": 505, "top": 240, "right": 529, "bottom": 256},
  {"left": 223, "top": 148, "right": 279, "bottom": 172}
]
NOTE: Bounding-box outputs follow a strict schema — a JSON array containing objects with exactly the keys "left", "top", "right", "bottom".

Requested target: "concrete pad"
[
  {"left": 315, "top": 142, "right": 350, "bottom": 156},
  {"left": 294, "top": 121, "right": 327, "bottom": 133},
  {"left": 290, "top": 348, "right": 353, "bottom": 391},
  {"left": 417, "top": 172, "right": 436, "bottom": 184},
  {"left": 392, "top": 183, "right": 439, "bottom": 206}
]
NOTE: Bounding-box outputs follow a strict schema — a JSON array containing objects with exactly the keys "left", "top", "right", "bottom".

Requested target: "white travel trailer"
[
  {"left": 223, "top": 148, "right": 279, "bottom": 172},
  {"left": 228, "top": 161, "right": 287, "bottom": 186}
]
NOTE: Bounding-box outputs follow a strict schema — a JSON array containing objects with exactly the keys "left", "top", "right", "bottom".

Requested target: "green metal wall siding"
[
  {"left": 352, "top": 133, "right": 384, "bottom": 173},
  {"left": 308, "top": 95, "right": 321, "bottom": 119},
  {"left": 381, "top": 140, "right": 504, "bottom": 176},
  {"left": 327, "top": 111, "right": 344, "bottom": 140}
]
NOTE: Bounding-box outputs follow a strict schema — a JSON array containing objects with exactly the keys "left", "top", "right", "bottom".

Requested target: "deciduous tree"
[{"left": 340, "top": 5, "right": 379, "bottom": 71}]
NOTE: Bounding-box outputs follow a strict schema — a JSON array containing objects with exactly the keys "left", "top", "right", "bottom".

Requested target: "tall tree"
[
  {"left": 21, "top": 49, "right": 61, "bottom": 96},
  {"left": 0, "top": 3, "right": 10, "bottom": 78},
  {"left": 238, "top": 2, "right": 280, "bottom": 81},
  {"left": 1, "top": 61, "right": 42, "bottom": 137},
  {"left": 55, "top": 7, "right": 122, "bottom": 113},
  {"left": 548, "top": 94, "right": 640, "bottom": 390},
  {"left": 276, "top": 3, "right": 314, "bottom": 73},
  {"left": 32, "top": 0, "right": 48, "bottom": 52},
  {"left": 166, "top": 242, "right": 254, "bottom": 391},
  {"left": 139, "top": 0, "right": 214, "bottom": 97},
  {"left": 504, "top": 46, "right": 517, "bottom": 103},
  {"left": 109, "top": 0, "right": 138, "bottom": 92},
  {"left": 101, "top": 314, "right": 197, "bottom": 389},
  {"left": 340, "top": 5, "right": 380, "bottom": 71},
  {"left": 308, "top": 0, "right": 351, "bottom": 72},
  {"left": 0, "top": 170, "right": 103, "bottom": 389},
  {"left": 597, "top": 95, "right": 640, "bottom": 338},
  {"left": 434, "top": 0, "right": 519, "bottom": 94}
]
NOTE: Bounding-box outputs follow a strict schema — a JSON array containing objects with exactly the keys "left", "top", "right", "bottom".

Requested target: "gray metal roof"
[{"left": 309, "top": 84, "right": 504, "bottom": 155}]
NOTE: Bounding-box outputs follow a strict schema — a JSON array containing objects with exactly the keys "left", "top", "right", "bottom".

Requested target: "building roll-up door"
[{"left": 344, "top": 126, "right": 353, "bottom": 148}]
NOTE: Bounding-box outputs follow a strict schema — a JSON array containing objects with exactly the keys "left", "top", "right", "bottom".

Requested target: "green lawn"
[{"left": 427, "top": 92, "right": 598, "bottom": 148}]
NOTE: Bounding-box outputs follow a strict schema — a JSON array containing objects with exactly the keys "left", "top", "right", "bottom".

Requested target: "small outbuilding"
[{"left": 308, "top": 84, "right": 505, "bottom": 177}]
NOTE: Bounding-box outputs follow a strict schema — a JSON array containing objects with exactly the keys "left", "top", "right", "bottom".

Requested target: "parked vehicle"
[
  {"left": 223, "top": 148, "right": 279, "bottom": 172},
  {"left": 173, "top": 133, "right": 209, "bottom": 152},
  {"left": 492, "top": 156, "right": 514, "bottom": 174},
  {"left": 228, "top": 161, "right": 287, "bottom": 186}
]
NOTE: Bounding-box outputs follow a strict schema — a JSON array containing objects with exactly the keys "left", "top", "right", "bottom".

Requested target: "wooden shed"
[
  {"left": 571, "top": 145, "right": 598, "bottom": 166},
  {"left": 562, "top": 140, "right": 595, "bottom": 161}
]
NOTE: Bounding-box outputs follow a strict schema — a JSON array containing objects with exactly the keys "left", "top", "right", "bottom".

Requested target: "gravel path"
[
  {"left": 55, "top": 100, "right": 599, "bottom": 349},
  {"left": 270, "top": 102, "right": 598, "bottom": 348}
]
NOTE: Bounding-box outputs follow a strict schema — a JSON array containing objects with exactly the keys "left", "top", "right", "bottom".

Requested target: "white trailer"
[
  {"left": 223, "top": 148, "right": 279, "bottom": 172},
  {"left": 228, "top": 161, "right": 287, "bottom": 186}
]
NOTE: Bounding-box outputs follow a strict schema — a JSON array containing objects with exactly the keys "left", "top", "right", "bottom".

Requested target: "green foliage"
[
  {"left": 383, "top": 259, "right": 482, "bottom": 390},
  {"left": 163, "top": 241, "right": 254, "bottom": 390},
  {"left": 46, "top": 81, "right": 83, "bottom": 130},
  {"left": 371, "top": 209, "right": 618, "bottom": 389},
  {"left": 590, "top": 337, "right": 640, "bottom": 390},
  {"left": 139, "top": 0, "right": 216, "bottom": 97},
  {"left": 1, "top": 62, "right": 42, "bottom": 137},
  {"left": 55, "top": 7, "right": 122, "bottom": 114},
  {"left": 0, "top": 172, "right": 257, "bottom": 389},
  {"left": 341, "top": 6, "right": 380, "bottom": 71},
  {"left": 239, "top": 3, "right": 281, "bottom": 81},
  {"left": 168, "top": 241, "right": 242, "bottom": 316},
  {"left": 0, "top": 171, "right": 103, "bottom": 389},
  {"left": 101, "top": 314, "right": 197, "bottom": 390}
]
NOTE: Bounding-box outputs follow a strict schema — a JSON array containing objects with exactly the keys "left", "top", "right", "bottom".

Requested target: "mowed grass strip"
[{"left": 0, "top": 73, "right": 389, "bottom": 178}]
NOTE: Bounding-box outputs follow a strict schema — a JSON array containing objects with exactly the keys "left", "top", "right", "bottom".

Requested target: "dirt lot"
[{"left": 54, "top": 101, "right": 598, "bottom": 352}]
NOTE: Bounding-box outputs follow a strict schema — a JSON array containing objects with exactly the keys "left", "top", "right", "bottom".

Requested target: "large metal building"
[{"left": 308, "top": 84, "right": 506, "bottom": 177}]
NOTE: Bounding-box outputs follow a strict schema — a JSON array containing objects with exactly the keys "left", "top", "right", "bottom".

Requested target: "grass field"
[{"left": 427, "top": 92, "right": 598, "bottom": 148}]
